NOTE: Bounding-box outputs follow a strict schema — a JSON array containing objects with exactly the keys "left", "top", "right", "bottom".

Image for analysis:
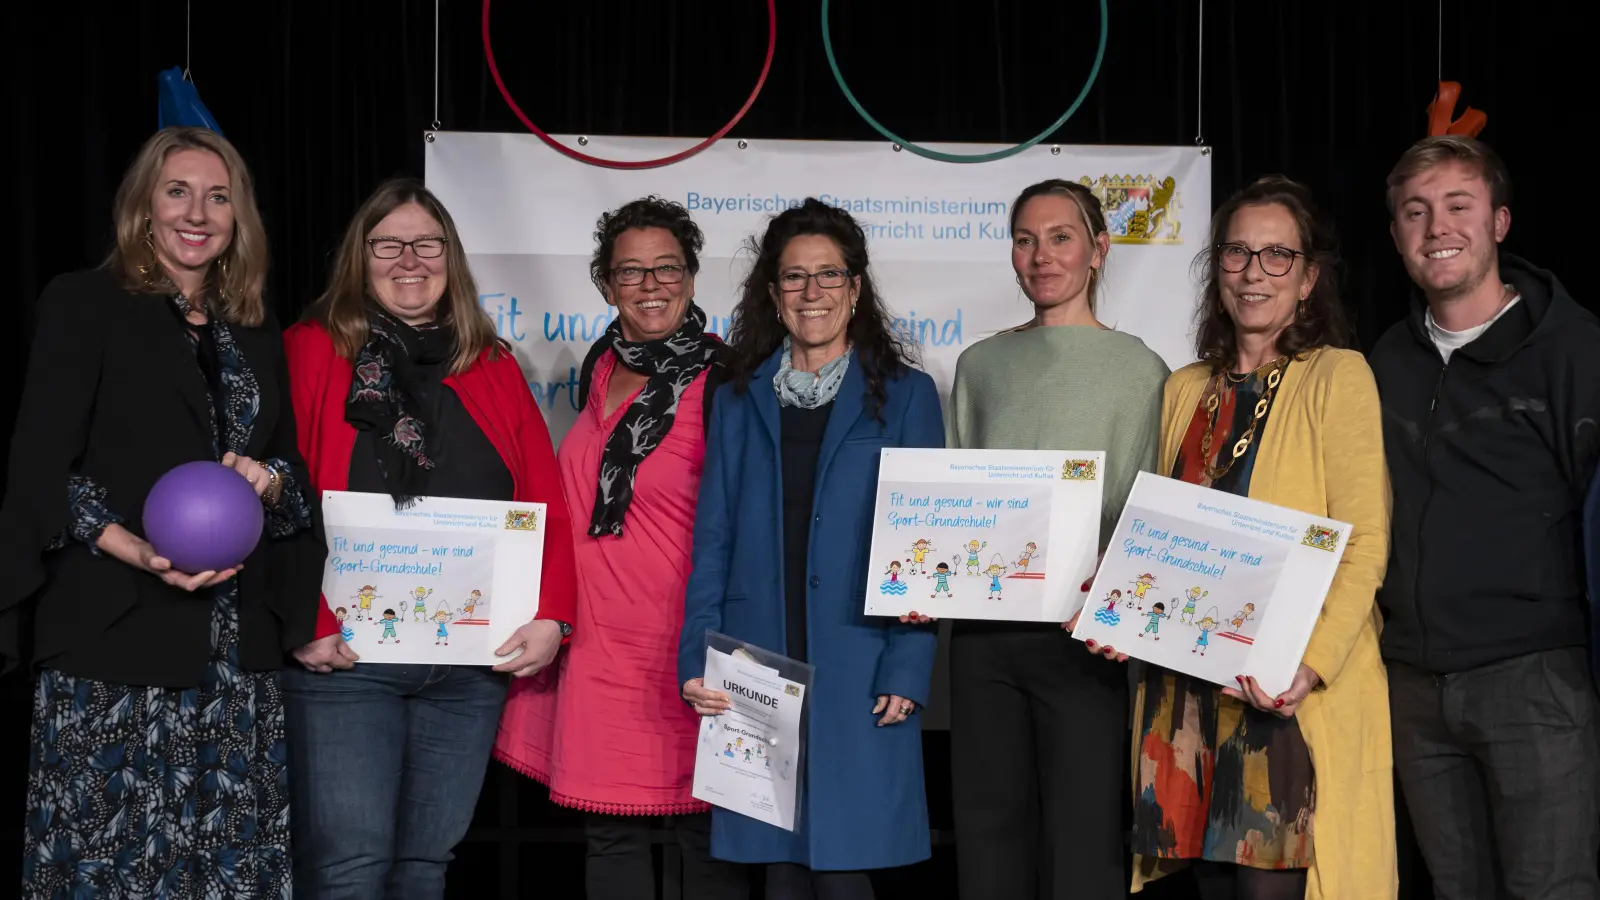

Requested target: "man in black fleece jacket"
[{"left": 1371, "top": 135, "right": 1600, "bottom": 898}]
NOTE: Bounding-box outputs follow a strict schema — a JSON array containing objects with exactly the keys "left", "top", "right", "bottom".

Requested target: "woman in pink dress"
[{"left": 495, "top": 198, "right": 745, "bottom": 899}]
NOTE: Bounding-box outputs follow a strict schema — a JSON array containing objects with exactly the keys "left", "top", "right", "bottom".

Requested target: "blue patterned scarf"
[{"left": 774, "top": 337, "right": 852, "bottom": 409}]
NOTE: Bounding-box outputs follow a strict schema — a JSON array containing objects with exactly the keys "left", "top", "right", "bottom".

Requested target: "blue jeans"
[{"left": 282, "top": 664, "right": 508, "bottom": 899}]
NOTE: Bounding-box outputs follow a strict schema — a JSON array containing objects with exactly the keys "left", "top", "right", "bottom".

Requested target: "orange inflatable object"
[{"left": 1427, "top": 81, "right": 1487, "bottom": 137}]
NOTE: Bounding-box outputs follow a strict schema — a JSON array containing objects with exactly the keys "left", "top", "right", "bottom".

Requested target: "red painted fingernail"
[
  {"left": 1081, "top": 580, "right": 1092, "bottom": 592},
  {"left": 1086, "top": 640, "right": 1097, "bottom": 649},
  {"left": 1274, "top": 699, "right": 1285, "bottom": 708}
]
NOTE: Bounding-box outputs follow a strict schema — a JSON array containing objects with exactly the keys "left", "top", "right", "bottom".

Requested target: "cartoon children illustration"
[
  {"left": 1193, "top": 615, "right": 1218, "bottom": 655},
  {"left": 1130, "top": 573, "right": 1156, "bottom": 603},
  {"left": 462, "top": 589, "right": 482, "bottom": 619},
  {"left": 1229, "top": 603, "right": 1257, "bottom": 633},
  {"left": 879, "top": 561, "right": 908, "bottom": 596},
  {"left": 1180, "top": 586, "right": 1208, "bottom": 625},
  {"left": 352, "top": 585, "right": 378, "bottom": 621},
  {"left": 335, "top": 607, "right": 355, "bottom": 643},
  {"left": 906, "top": 539, "right": 935, "bottom": 575},
  {"left": 963, "top": 540, "right": 987, "bottom": 575},
  {"left": 743, "top": 748, "right": 753, "bottom": 763},
  {"left": 1093, "top": 590, "right": 1123, "bottom": 627},
  {"left": 433, "top": 608, "right": 452, "bottom": 646},
  {"left": 411, "top": 586, "right": 434, "bottom": 622},
  {"left": 1138, "top": 602, "right": 1171, "bottom": 640},
  {"left": 1015, "top": 541, "right": 1039, "bottom": 574},
  {"left": 983, "top": 561, "right": 1008, "bottom": 600},
  {"left": 376, "top": 608, "right": 400, "bottom": 643},
  {"left": 723, "top": 743, "right": 735, "bottom": 758},
  {"left": 929, "top": 562, "right": 954, "bottom": 599}
]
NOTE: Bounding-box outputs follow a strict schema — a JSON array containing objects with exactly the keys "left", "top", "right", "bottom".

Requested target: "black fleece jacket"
[{"left": 1371, "top": 253, "right": 1600, "bottom": 673}]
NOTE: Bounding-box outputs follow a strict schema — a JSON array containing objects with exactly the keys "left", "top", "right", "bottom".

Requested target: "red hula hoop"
[{"left": 482, "top": 0, "right": 777, "bottom": 170}]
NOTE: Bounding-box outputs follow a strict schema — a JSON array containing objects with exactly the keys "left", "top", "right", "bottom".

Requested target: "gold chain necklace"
[{"left": 1199, "top": 356, "right": 1289, "bottom": 481}]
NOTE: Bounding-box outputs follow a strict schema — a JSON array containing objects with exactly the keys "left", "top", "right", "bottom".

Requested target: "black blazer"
[{"left": 0, "top": 269, "right": 326, "bottom": 687}]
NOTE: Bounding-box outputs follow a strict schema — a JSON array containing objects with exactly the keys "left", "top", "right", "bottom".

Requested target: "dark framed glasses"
[
  {"left": 368, "top": 237, "right": 448, "bottom": 259},
  {"left": 611, "top": 264, "right": 687, "bottom": 286},
  {"left": 776, "top": 268, "right": 851, "bottom": 292},
  {"left": 1216, "top": 243, "right": 1306, "bottom": 277}
]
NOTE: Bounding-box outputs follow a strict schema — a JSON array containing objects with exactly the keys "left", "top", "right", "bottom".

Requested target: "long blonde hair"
[
  {"left": 104, "top": 127, "right": 269, "bottom": 327},
  {"left": 305, "top": 178, "right": 501, "bottom": 375}
]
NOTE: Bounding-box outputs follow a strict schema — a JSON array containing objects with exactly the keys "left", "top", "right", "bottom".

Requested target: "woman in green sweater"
[{"left": 909, "top": 179, "right": 1168, "bottom": 899}]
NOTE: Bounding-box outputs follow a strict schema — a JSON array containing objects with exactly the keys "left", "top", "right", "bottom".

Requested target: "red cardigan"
[{"left": 284, "top": 321, "right": 577, "bottom": 642}]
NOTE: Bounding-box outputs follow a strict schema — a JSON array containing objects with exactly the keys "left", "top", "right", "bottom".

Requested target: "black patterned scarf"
[
  {"left": 589, "top": 302, "right": 722, "bottom": 537},
  {"left": 345, "top": 308, "right": 455, "bottom": 508}
]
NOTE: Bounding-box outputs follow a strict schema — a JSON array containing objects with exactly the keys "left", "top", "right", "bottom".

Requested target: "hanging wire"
[
  {"left": 1194, "top": 0, "right": 1204, "bottom": 145},
  {"left": 183, "top": 0, "right": 192, "bottom": 81},
  {"left": 431, "top": 0, "right": 443, "bottom": 131}
]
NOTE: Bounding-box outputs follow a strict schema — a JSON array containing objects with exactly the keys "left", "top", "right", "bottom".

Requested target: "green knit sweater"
[{"left": 947, "top": 325, "right": 1171, "bottom": 546}]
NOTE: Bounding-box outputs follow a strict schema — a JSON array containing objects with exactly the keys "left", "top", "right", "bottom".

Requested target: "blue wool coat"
[{"left": 678, "top": 349, "right": 943, "bottom": 871}]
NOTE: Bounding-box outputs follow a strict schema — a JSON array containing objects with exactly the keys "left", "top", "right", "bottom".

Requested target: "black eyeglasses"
[
  {"left": 776, "top": 268, "right": 851, "bottom": 292},
  {"left": 611, "top": 264, "right": 687, "bottom": 286},
  {"left": 1216, "top": 243, "right": 1306, "bottom": 277},
  {"left": 368, "top": 238, "right": 448, "bottom": 259}
]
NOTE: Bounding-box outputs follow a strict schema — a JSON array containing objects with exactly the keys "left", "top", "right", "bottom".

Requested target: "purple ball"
[{"left": 142, "top": 461, "right": 264, "bottom": 574}]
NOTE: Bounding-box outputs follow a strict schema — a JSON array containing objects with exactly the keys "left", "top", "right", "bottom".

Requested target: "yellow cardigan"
[{"left": 1131, "top": 347, "right": 1398, "bottom": 900}]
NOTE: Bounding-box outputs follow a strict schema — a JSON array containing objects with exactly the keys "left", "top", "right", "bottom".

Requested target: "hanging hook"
[
  {"left": 182, "top": 0, "right": 193, "bottom": 81},
  {"left": 431, "top": 0, "right": 443, "bottom": 131},
  {"left": 1193, "top": 0, "right": 1205, "bottom": 146}
]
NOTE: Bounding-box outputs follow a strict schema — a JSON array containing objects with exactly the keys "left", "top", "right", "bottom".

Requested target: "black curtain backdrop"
[{"left": 3, "top": 1, "right": 1583, "bottom": 897}]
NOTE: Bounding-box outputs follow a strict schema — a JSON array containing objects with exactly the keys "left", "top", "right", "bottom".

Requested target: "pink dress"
[{"left": 494, "top": 352, "right": 711, "bottom": 815}]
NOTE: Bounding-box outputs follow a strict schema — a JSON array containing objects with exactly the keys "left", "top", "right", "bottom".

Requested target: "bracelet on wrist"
[{"left": 262, "top": 466, "right": 283, "bottom": 505}]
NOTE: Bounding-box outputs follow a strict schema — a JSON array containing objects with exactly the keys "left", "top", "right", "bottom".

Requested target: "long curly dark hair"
[
  {"left": 726, "top": 198, "right": 914, "bottom": 421},
  {"left": 1192, "top": 175, "right": 1352, "bottom": 371}
]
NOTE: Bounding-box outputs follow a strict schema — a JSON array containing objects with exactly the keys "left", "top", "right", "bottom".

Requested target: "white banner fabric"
[{"left": 425, "top": 133, "right": 1211, "bottom": 443}]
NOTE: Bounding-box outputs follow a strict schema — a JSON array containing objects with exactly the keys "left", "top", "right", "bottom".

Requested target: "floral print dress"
[{"left": 23, "top": 297, "right": 312, "bottom": 899}]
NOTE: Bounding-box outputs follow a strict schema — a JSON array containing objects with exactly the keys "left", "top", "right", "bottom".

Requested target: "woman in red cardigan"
[{"left": 281, "top": 178, "right": 576, "bottom": 898}]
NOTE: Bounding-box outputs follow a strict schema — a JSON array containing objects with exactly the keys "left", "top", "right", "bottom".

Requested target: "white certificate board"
[
  {"left": 319, "top": 490, "right": 545, "bottom": 666},
  {"left": 691, "top": 640, "right": 808, "bottom": 831},
  {"left": 1070, "top": 472, "right": 1351, "bottom": 697},
  {"left": 862, "top": 449, "right": 1106, "bottom": 622}
]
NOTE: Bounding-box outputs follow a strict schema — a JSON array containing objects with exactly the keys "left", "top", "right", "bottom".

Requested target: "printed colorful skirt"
[
  {"left": 22, "top": 585, "right": 292, "bottom": 899},
  {"left": 1131, "top": 668, "right": 1315, "bottom": 868}
]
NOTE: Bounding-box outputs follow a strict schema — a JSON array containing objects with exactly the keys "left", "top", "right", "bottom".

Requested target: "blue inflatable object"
[{"left": 157, "top": 66, "right": 222, "bottom": 133}]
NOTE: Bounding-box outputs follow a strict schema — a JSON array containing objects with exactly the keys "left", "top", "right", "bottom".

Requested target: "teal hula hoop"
[{"left": 821, "top": 0, "right": 1109, "bottom": 164}]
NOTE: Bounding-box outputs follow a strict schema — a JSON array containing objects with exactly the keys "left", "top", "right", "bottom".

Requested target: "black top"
[
  {"left": 0, "top": 269, "right": 325, "bottom": 686},
  {"left": 349, "top": 362, "right": 514, "bottom": 503},
  {"left": 779, "top": 402, "right": 834, "bottom": 663},
  {"left": 1370, "top": 252, "right": 1600, "bottom": 673}
]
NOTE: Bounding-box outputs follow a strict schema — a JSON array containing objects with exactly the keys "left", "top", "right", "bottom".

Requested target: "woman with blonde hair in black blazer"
[{"left": 1, "top": 126, "right": 322, "bottom": 898}]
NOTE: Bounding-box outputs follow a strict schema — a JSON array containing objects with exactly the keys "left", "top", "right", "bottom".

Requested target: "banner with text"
[{"left": 425, "top": 133, "right": 1211, "bottom": 442}]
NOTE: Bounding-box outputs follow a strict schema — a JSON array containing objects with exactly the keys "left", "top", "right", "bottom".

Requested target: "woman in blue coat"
[{"left": 679, "top": 198, "right": 942, "bottom": 898}]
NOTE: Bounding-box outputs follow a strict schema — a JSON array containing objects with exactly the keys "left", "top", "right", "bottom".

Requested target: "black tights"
[
  {"left": 764, "top": 863, "right": 875, "bottom": 900},
  {"left": 583, "top": 812, "right": 747, "bottom": 900},
  {"left": 1192, "top": 861, "right": 1307, "bottom": 900}
]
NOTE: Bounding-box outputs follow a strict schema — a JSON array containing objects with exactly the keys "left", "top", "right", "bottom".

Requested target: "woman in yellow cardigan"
[{"left": 1090, "top": 176, "right": 1396, "bottom": 899}]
